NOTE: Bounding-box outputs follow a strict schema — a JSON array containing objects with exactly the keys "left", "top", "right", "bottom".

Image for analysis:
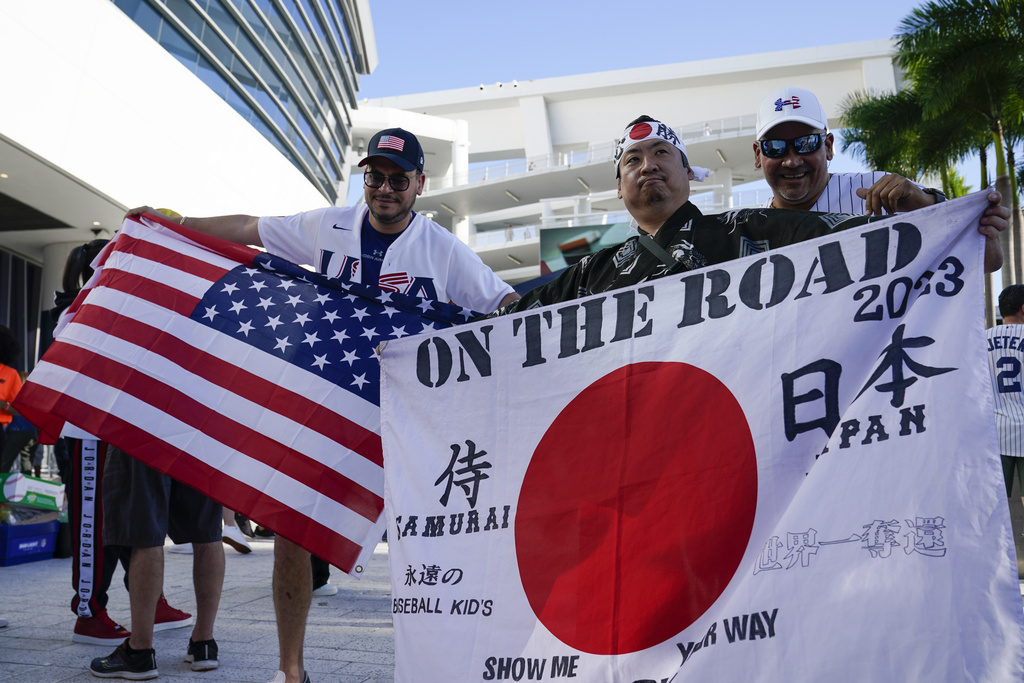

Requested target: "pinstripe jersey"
[
  {"left": 987, "top": 324, "right": 1024, "bottom": 457},
  {"left": 764, "top": 172, "right": 925, "bottom": 214}
]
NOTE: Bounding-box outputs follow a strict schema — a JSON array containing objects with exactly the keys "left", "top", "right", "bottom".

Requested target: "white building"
[
  {"left": 0, "top": 0, "right": 902, "bottom": 365},
  {"left": 0, "top": 0, "right": 377, "bottom": 361},
  {"left": 362, "top": 40, "right": 900, "bottom": 284}
]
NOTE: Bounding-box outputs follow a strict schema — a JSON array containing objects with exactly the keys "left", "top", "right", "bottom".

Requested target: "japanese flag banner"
[
  {"left": 380, "top": 191, "right": 1024, "bottom": 682},
  {"left": 14, "top": 213, "right": 475, "bottom": 576}
]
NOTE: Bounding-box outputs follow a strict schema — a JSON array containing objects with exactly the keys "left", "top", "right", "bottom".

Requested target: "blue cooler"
[{"left": 0, "top": 520, "right": 59, "bottom": 565}]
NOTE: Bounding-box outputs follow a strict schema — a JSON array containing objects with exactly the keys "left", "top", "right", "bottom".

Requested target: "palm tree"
[
  {"left": 840, "top": 90, "right": 924, "bottom": 180},
  {"left": 896, "top": 0, "right": 1024, "bottom": 286},
  {"left": 896, "top": 0, "right": 1024, "bottom": 192},
  {"left": 840, "top": 88, "right": 984, "bottom": 197}
]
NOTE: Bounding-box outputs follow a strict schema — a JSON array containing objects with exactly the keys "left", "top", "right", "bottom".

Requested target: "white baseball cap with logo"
[{"left": 755, "top": 87, "right": 829, "bottom": 140}]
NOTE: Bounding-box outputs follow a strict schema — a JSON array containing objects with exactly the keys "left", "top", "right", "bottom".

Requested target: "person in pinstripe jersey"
[
  {"left": 754, "top": 86, "right": 946, "bottom": 216},
  {"left": 989, "top": 285, "right": 1024, "bottom": 514}
]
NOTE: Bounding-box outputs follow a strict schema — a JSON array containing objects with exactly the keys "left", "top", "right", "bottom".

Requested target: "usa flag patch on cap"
[{"left": 377, "top": 135, "right": 405, "bottom": 152}]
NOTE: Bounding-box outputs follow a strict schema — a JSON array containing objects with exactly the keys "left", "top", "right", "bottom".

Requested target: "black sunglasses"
[
  {"left": 364, "top": 170, "right": 413, "bottom": 192},
  {"left": 758, "top": 133, "right": 826, "bottom": 159}
]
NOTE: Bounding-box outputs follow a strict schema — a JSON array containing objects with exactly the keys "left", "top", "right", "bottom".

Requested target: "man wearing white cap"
[
  {"left": 501, "top": 114, "right": 1007, "bottom": 312},
  {"left": 754, "top": 86, "right": 945, "bottom": 215}
]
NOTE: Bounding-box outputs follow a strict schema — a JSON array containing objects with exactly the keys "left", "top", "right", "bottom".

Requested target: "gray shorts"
[{"left": 101, "top": 446, "right": 222, "bottom": 547}]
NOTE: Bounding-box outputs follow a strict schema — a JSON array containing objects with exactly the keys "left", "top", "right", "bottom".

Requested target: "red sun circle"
[
  {"left": 628, "top": 122, "right": 653, "bottom": 140},
  {"left": 515, "top": 362, "right": 757, "bottom": 655}
]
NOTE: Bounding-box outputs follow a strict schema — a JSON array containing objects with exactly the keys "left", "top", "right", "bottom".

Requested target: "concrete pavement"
[
  {"left": 4, "top": 529, "right": 1024, "bottom": 683},
  {"left": 0, "top": 537, "right": 394, "bottom": 682}
]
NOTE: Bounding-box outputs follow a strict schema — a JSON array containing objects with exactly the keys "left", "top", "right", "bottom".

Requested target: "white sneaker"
[
  {"left": 312, "top": 582, "right": 338, "bottom": 597},
  {"left": 266, "top": 671, "right": 310, "bottom": 683},
  {"left": 222, "top": 525, "right": 252, "bottom": 554},
  {"left": 168, "top": 543, "right": 193, "bottom": 554}
]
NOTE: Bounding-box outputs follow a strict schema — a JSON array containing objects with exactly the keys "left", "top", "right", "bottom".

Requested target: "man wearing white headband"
[
  {"left": 612, "top": 115, "right": 710, "bottom": 234},
  {"left": 498, "top": 114, "right": 1008, "bottom": 313}
]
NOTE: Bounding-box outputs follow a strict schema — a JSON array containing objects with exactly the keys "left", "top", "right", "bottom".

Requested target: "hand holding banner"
[
  {"left": 15, "top": 213, "right": 474, "bottom": 575},
  {"left": 381, "top": 192, "right": 1024, "bottom": 681}
]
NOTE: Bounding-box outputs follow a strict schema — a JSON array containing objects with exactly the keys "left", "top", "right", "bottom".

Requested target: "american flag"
[
  {"left": 774, "top": 96, "right": 801, "bottom": 111},
  {"left": 14, "top": 214, "right": 476, "bottom": 574},
  {"left": 377, "top": 135, "right": 405, "bottom": 152},
  {"left": 378, "top": 272, "right": 414, "bottom": 294}
]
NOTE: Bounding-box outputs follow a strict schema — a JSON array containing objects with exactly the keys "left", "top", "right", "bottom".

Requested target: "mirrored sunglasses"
[{"left": 758, "top": 133, "right": 826, "bottom": 159}]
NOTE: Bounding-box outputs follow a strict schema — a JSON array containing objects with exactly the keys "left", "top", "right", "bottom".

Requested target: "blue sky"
[
  {"left": 356, "top": 0, "right": 927, "bottom": 99},
  {"left": 352, "top": 0, "right": 984, "bottom": 194}
]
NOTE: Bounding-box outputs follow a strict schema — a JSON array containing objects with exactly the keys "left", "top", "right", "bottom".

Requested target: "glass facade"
[
  {"left": 112, "top": 0, "right": 369, "bottom": 204},
  {"left": 0, "top": 250, "right": 42, "bottom": 374}
]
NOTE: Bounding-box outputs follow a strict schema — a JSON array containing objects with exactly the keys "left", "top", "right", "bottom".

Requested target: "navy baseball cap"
[{"left": 358, "top": 128, "right": 424, "bottom": 172}]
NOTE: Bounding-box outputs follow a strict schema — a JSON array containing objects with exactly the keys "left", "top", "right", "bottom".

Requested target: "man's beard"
[
  {"left": 370, "top": 196, "right": 412, "bottom": 225},
  {"left": 640, "top": 184, "right": 669, "bottom": 206}
]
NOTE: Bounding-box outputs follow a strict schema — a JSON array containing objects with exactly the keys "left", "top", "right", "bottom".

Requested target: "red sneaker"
[
  {"left": 153, "top": 594, "right": 193, "bottom": 632},
  {"left": 72, "top": 609, "right": 131, "bottom": 645}
]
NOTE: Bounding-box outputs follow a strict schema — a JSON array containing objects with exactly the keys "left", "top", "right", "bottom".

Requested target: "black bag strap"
[{"left": 638, "top": 232, "right": 677, "bottom": 268}]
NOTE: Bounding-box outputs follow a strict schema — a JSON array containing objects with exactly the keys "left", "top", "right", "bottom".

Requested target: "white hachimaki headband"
[{"left": 613, "top": 119, "right": 711, "bottom": 181}]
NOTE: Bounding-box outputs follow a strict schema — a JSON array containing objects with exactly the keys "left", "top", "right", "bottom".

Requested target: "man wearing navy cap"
[
  {"left": 132, "top": 128, "right": 516, "bottom": 314},
  {"left": 359, "top": 128, "right": 428, "bottom": 232},
  {"left": 129, "top": 127, "right": 518, "bottom": 683}
]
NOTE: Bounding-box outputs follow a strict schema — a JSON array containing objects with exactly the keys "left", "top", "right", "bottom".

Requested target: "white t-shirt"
[
  {"left": 988, "top": 324, "right": 1024, "bottom": 457},
  {"left": 258, "top": 205, "right": 513, "bottom": 314}
]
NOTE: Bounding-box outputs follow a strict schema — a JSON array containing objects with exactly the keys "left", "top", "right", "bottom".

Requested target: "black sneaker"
[
  {"left": 89, "top": 639, "right": 158, "bottom": 680},
  {"left": 184, "top": 637, "right": 218, "bottom": 671},
  {"left": 234, "top": 512, "right": 255, "bottom": 538}
]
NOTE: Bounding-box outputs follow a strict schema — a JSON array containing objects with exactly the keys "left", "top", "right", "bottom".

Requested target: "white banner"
[{"left": 380, "top": 192, "right": 1024, "bottom": 682}]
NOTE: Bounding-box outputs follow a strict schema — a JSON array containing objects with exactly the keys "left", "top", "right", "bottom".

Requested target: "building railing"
[
  {"left": 429, "top": 115, "right": 757, "bottom": 193},
  {"left": 690, "top": 187, "right": 773, "bottom": 211},
  {"left": 426, "top": 141, "right": 616, "bottom": 192},
  {"left": 471, "top": 184, "right": 773, "bottom": 249}
]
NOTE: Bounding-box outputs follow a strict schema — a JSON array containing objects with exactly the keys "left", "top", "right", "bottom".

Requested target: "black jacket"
[{"left": 502, "top": 202, "right": 872, "bottom": 313}]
